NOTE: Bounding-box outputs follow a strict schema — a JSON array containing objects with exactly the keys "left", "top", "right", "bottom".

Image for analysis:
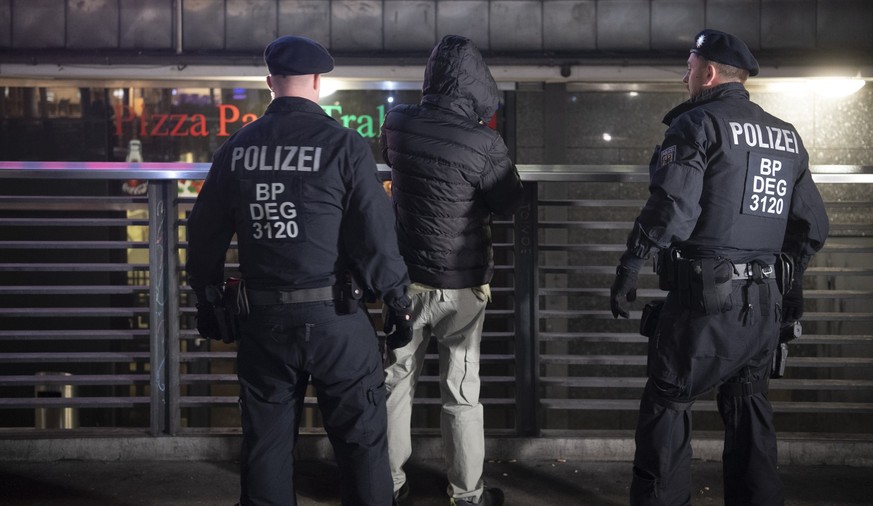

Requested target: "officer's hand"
[
  {"left": 196, "top": 303, "right": 223, "bottom": 341},
  {"left": 610, "top": 265, "right": 639, "bottom": 319},
  {"left": 384, "top": 297, "right": 413, "bottom": 350},
  {"left": 781, "top": 278, "right": 804, "bottom": 322}
]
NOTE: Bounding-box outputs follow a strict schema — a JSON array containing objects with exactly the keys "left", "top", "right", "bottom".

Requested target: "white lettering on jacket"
[
  {"left": 230, "top": 145, "right": 322, "bottom": 172},
  {"left": 728, "top": 122, "right": 799, "bottom": 154}
]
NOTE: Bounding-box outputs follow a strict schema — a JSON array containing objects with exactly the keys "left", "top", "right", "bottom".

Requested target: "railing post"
[
  {"left": 514, "top": 181, "right": 540, "bottom": 436},
  {"left": 148, "top": 180, "right": 180, "bottom": 435}
]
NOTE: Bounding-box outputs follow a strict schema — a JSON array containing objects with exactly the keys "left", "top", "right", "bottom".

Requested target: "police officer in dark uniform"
[
  {"left": 186, "top": 35, "right": 411, "bottom": 506},
  {"left": 610, "top": 29, "right": 829, "bottom": 506}
]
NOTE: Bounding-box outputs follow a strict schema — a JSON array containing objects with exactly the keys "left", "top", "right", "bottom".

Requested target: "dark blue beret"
[
  {"left": 690, "top": 29, "right": 759, "bottom": 76},
  {"left": 264, "top": 36, "right": 334, "bottom": 76}
]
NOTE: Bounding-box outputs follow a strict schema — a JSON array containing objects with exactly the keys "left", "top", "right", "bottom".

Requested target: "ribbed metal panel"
[
  {"left": 277, "top": 0, "right": 331, "bottom": 43},
  {"left": 11, "top": 0, "right": 65, "bottom": 49},
  {"left": 0, "top": 0, "right": 11, "bottom": 48},
  {"left": 1, "top": 0, "right": 873, "bottom": 65},
  {"left": 597, "top": 0, "right": 651, "bottom": 50},
  {"left": 490, "top": 0, "right": 543, "bottom": 51},
  {"left": 67, "top": 0, "right": 119, "bottom": 49},
  {"left": 704, "top": 0, "right": 762, "bottom": 50},
  {"left": 761, "top": 0, "right": 816, "bottom": 50},
  {"left": 182, "top": 0, "right": 225, "bottom": 50},
  {"left": 816, "top": 0, "right": 873, "bottom": 49},
  {"left": 384, "top": 0, "right": 436, "bottom": 51},
  {"left": 650, "top": 0, "right": 704, "bottom": 50},
  {"left": 330, "top": 0, "right": 383, "bottom": 51},
  {"left": 119, "top": 0, "right": 175, "bottom": 50},
  {"left": 225, "top": 0, "right": 278, "bottom": 50},
  {"left": 0, "top": 163, "right": 869, "bottom": 438},
  {"left": 543, "top": 0, "right": 597, "bottom": 51},
  {"left": 436, "top": 0, "right": 490, "bottom": 49}
]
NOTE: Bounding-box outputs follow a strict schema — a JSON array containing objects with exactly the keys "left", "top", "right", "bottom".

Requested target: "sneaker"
[
  {"left": 393, "top": 481, "right": 410, "bottom": 506},
  {"left": 450, "top": 488, "right": 505, "bottom": 506}
]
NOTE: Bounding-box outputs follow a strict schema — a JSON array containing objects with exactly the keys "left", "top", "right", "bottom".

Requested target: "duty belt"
[
  {"left": 732, "top": 263, "right": 774, "bottom": 280},
  {"left": 246, "top": 285, "right": 336, "bottom": 305}
]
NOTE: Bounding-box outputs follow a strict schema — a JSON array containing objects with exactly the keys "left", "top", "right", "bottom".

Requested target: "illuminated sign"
[{"left": 113, "top": 103, "right": 388, "bottom": 138}]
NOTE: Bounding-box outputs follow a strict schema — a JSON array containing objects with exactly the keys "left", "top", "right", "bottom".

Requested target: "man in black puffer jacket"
[{"left": 380, "top": 34, "right": 524, "bottom": 506}]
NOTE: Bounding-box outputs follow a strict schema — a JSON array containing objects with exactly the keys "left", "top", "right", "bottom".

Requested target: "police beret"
[
  {"left": 690, "top": 29, "right": 759, "bottom": 76},
  {"left": 264, "top": 35, "right": 334, "bottom": 76}
]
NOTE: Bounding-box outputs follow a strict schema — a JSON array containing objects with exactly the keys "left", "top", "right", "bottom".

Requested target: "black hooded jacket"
[{"left": 380, "top": 35, "right": 525, "bottom": 288}]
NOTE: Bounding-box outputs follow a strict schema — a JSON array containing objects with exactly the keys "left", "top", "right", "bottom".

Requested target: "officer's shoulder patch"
[{"left": 659, "top": 145, "right": 676, "bottom": 168}]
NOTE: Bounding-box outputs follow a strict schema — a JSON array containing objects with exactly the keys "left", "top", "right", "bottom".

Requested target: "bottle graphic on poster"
[{"left": 123, "top": 139, "right": 148, "bottom": 195}]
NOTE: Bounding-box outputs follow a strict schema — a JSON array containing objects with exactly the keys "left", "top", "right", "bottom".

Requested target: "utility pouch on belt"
[
  {"left": 640, "top": 300, "right": 664, "bottom": 338},
  {"left": 338, "top": 271, "right": 363, "bottom": 314},
  {"left": 658, "top": 250, "right": 733, "bottom": 315},
  {"left": 774, "top": 253, "right": 794, "bottom": 295}
]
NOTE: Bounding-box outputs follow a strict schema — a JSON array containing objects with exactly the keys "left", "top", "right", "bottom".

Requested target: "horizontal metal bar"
[
  {"left": 0, "top": 195, "right": 148, "bottom": 211},
  {"left": 539, "top": 355, "right": 647, "bottom": 366},
  {"left": 0, "top": 218, "right": 150, "bottom": 226},
  {"left": 539, "top": 199, "right": 647, "bottom": 207},
  {"left": 0, "top": 397, "right": 150, "bottom": 409},
  {"left": 0, "top": 241, "right": 149, "bottom": 249},
  {"left": 0, "top": 263, "right": 149, "bottom": 272},
  {"left": 537, "top": 199, "right": 873, "bottom": 209},
  {"left": 0, "top": 374, "right": 149, "bottom": 386},
  {"left": 539, "top": 377, "right": 873, "bottom": 391},
  {"left": 0, "top": 308, "right": 149, "bottom": 317},
  {"left": 0, "top": 286, "right": 149, "bottom": 295},
  {"left": 539, "top": 399, "right": 873, "bottom": 413},
  {"left": 538, "top": 309, "right": 873, "bottom": 322},
  {"left": 538, "top": 288, "right": 873, "bottom": 299},
  {"left": 538, "top": 354, "right": 873, "bottom": 368},
  {"left": 536, "top": 332, "right": 873, "bottom": 345},
  {"left": 538, "top": 332, "right": 647, "bottom": 343},
  {"left": 2, "top": 163, "right": 871, "bottom": 183},
  {"left": 0, "top": 352, "right": 150, "bottom": 363},
  {"left": 538, "top": 242, "right": 873, "bottom": 254},
  {"left": 180, "top": 374, "right": 239, "bottom": 383},
  {"left": 0, "top": 330, "right": 150, "bottom": 340}
]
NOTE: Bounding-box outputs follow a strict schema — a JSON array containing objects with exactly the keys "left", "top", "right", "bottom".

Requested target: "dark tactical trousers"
[
  {"left": 630, "top": 278, "right": 785, "bottom": 506},
  {"left": 236, "top": 300, "right": 392, "bottom": 506}
]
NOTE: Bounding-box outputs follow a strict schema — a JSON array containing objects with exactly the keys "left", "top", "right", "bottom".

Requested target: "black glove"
[
  {"left": 610, "top": 265, "right": 639, "bottom": 319},
  {"left": 781, "top": 278, "right": 804, "bottom": 322},
  {"left": 196, "top": 303, "right": 223, "bottom": 341},
  {"left": 384, "top": 296, "right": 413, "bottom": 350}
]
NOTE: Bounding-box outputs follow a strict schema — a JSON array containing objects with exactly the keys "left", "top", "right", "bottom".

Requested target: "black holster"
[
  {"left": 338, "top": 271, "right": 364, "bottom": 314},
  {"left": 774, "top": 252, "right": 795, "bottom": 295},
  {"left": 205, "top": 277, "right": 249, "bottom": 343}
]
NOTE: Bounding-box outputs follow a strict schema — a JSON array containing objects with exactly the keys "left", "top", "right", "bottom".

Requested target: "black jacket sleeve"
[
  {"left": 186, "top": 146, "right": 236, "bottom": 300},
  {"left": 480, "top": 134, "right": 525, "bottom": 215},
  {"left": 781, "top": 157, "right": 829, "bottom": 273},
  {"left": 341, "top": 135, "right": 410, "bottom": 305}
]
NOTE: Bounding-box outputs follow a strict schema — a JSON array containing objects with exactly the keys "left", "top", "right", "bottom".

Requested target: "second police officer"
[
  {"left": 610, "top": 29, "right": 829, "bottom": 505},
  {"left": 186, "top": 36, "right": 412, "bottom": 506}
]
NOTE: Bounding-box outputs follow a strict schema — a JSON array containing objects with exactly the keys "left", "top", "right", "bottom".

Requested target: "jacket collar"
[
  {"left": 264, "top": 96, "right": 327, "bottom": 116},
  {"left": 663, "top": 82, "right": 749, "bottom": 125}
]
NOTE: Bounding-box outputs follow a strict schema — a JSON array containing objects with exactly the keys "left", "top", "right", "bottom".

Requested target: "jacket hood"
[{"left": 421, "top": 35, "right": 499, "bottom": 122}]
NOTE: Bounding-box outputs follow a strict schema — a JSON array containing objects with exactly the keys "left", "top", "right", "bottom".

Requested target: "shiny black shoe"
[
  {"left": 393, "top": 481, "right": 410, "bottom": 506},
  {"left": 450, "top": 488, "right": 504, "bottom": 506}
]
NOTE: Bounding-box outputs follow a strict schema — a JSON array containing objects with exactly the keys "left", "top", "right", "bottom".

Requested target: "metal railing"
[{"left": 1, "top": 162, "right": 871, "bottom": 441}]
